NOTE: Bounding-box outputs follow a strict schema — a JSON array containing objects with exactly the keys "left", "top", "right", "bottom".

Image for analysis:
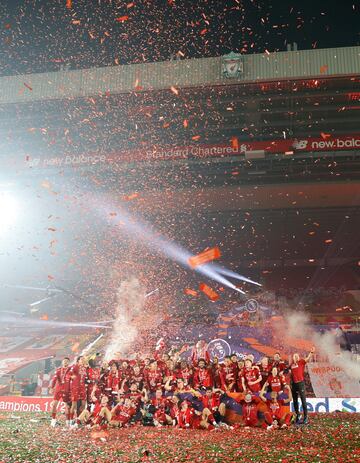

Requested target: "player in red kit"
[
  {"left": 220, "top": 356, "right": 238, "bottom": 392},
  {"left": 261, "top": 366, "right": 287, "bottom": 394},
  {"left": 76, "top": 393, "right": 112, "bottom": 428},
  {"left": 176, "top": 360, "right": 193, "bottom": 387},
  {"left": 240, "top": 393, "right": 264, "bottom": 428},
  {"left": 49, "top": 357, "right": 71, "bottom": 427},
  {"left": 70, "top": 356, "right": 88, "bottom": 425},
  {"left": 177, "top": 400, "right": 195, "bottom": 429},
  {"left": 260, "top": 388, "right": 293, "bottom": 429},
  {"left": 191, "top": 340, "right": 210, "bottom": 366},
  {"left": 152, "top": 389, "right": 172, "bottom": 426},
  {"left": 290, "top": 348, "right": 315, "bottom": 424},
  {"left": 145, "top": 360, "right": 164, "bottom": 394},
  {"left": 257, "top": 356, "right": 271, "bottom": 387},
  {"left": 193, "top": 359, "right": 213, "bottom": 389},
  {"left": 131, "top": 364, "right": 145, "bottom": 390},
  {"left": 110, "top": 397, "right": 136, "bottom": 427},
  {"left": 194, "top": 387, "right": 225, "bottom": 428},
  {"left": 106, "top": 362, "right": 120, "bottom": 404},
  {"left": 241, "top": 359, "right": 262, "bottom": 393},
  {"left": 271, "top": 352, "right": 287, "bottom": 372},
  {"left": 211, "top": 357, "right": 222, "bottom": 389},
  {"left": 86, "top": 358, "right": 101, "bottom": 408}
]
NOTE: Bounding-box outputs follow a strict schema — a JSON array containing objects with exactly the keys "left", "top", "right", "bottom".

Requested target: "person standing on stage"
[
  {"left": 49, "top": 357, "right": 71, "bottom": 427},
  {"left": 290, "top": 347, "right": 315, "bottom": 424}
]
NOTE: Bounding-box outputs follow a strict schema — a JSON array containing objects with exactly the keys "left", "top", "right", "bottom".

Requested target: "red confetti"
[
  {"left": 231, "top": 136, "right": 239, "bottom": 150},
  {"left": 115, "top": 16, "right": 129, "bottom": 22},
  {"left": 184, "top": 288, "right": 198, "bottom": 297},
  {"left": 188, "top": 246, "right": 221, "bottom": 268},
  {"left": 23, "top": 82, "right": 33, "bottom": 91},
  {"left": 320, "top": 132, "right": 331, "bottom": 139},
  {"left": 123, "top": 192, "right": 139, "bottom": 201},
  {"left": 320, "top": 65, "right": 328, "bottom": 74},
  {"left": 199, "top": 283, "right": 220, "bottom": 301},
  {"left": 170, "top": 86, "right": 179, "bottom": 95}
]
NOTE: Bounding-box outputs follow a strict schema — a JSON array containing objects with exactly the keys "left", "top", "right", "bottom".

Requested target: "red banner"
[
  {"left": 3, "top": 133, "right": 360, "bottom": 171},
  {"left": 0, "top": 395, "right": 66, "bottom": 413},
  {"left": 1, "top": 395, "right": 359, "bottom": 414}
]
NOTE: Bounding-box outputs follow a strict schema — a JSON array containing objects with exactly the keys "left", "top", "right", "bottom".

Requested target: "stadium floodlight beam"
[{"left": 0, "top": 192, "right": 19, "bottom": 232}]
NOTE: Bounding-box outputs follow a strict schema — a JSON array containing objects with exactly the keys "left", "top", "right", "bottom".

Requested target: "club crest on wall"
[{"left": 222, "top": 52, "right": 244, "bottom": 79}]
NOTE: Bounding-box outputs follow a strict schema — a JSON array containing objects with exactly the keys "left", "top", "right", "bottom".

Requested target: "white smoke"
[
  {"left": 105, "top": 277, "right": 146, "bottom": 360},
  {"left": 274, "top": 311, "right": 359, "bottom": 380}
]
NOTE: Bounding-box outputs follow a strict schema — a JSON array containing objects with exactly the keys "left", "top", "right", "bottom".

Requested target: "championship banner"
[
  {"left": 307, "top": 362, "right": 360, "bottom": 398},
  {"left": 0, "top": 396, "right": 359, "bottom": 414},
  {"left": 1, "top": 134, "right": 360, "bottom": 171},
  {"left": 0, "top": 396, "right": 66, "bottom": 413}
]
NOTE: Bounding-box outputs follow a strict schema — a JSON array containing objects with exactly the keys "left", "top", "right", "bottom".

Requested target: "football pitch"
[{"left": 0, "top": 412, "right": 359, "bottom": 462}]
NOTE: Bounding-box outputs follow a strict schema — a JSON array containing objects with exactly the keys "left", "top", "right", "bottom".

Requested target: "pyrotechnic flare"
[{"left": 105, "top": 277, "right": 145, "bottom": 360}]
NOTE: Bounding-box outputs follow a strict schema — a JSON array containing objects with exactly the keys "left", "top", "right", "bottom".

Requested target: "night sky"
[{"left": 0, "top": 0, "right": 359, "bottom": 76}]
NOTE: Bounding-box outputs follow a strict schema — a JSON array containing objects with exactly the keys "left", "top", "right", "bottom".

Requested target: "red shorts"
[
  {"left": 191, "top": 415, "right": 202, "bottom": 430},
  {"left": 244, "top": 417, "right": 259, "bottom": 427},
  {"left": 112, "top": 415, "right": 131, "bottom": 424},
  {"left": 71, "top": 387, "right": 86, "bottom": 402},
  {"left": 154, "top": 410, "right": 167, "bottom": 424},
  {"left": 54, "top": 389, "right": 71, "bottom": 403}
]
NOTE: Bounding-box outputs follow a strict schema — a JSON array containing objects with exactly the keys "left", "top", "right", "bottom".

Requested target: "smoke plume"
[{"left": 105, "top": 277, "right": 146, "bottom": 360}]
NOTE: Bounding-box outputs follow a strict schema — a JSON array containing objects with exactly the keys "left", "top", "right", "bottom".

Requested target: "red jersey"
[
  {"left": 266, "top": 398, "right": 286, "bottom": 419},
  {"left": 242, "top": 396, "right": 261, "bottom": 425},
  {"left": 92, "top": 400, "right": 111, "bottom": 417},
  {"left": 290, "top": 359, "right": 306, "bottom": 383},
  {"left": 242, "top": 367, "right": 261, "bottom": 392},
  {"left": 106, "top": 371, "right": 120, "bottom": 394},
  {"left": 145, "top": 369, "right": 163, "bottom": 392},
  {"left": 153, "top": 351, "right": 167, "bottom": 372},
  {"left": 151, "top": 396, "right": 168, "bottom": 412},
  {"left": 267, "top": 374, "right": 286, "bottom": 392},
  {"left": 131, "top": 371, "right": 145, "bottom": 388},
  {"left": 211, "top": 364, "right": 222, "bottom": 389},
  {"left": 51, "top": 367, "right": 71, "bottom": 392},
  {"left": 87, "top": 367, "right": 101, "bottom": 384},
  {"left": 270, "top": 360, "right": 287, "bottom": 372},
  {"left": 178, "top": 407, "right": 194, "bottom": 428},
  {"left": 176, "top": 367, "right": 193, "bottom": 386},
  {"left": 70, "top": 364, "right": 87, "bottom": 401},
  {"left": 121, "top": 391, "right": 143, "bottom": 408},
  {"left": 113, "top": 404, "right": 136, "bottom": 423},
  {"left": 86, "top": 367, "right": 101, "bottom": 402},
  {"left": 258, "top": 364, "right": 271, "bottom": 386},
  {"left": 220, "top": 364, "right": 238, "bottom": 390},
  {"left": 200, "top": 392, "right": 221, "bottom": 410},
  {"left": 193, "top": 367, "right": 213, "bottom": 389},
  {"left": 98, "top": 368, "right": 109, "bottom": 389},
  {"left": 71, "top": 364, "right": 87, "bottom": 388}
]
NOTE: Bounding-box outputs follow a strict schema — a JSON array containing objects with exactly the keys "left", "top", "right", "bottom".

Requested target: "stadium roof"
[{"left": 0, "top": 46, "right": 359, "bottom": 105}]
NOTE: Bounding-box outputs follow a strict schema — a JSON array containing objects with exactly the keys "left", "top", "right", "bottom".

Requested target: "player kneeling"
[
  {"left": 76, "top": 394, "right": 112, "bottom": 429},
  {"left": 110, "top": 398, "right": 136, "bottom": 427},
  {"left": 260, "top": 387, "right": 293, "bottom": 430}
]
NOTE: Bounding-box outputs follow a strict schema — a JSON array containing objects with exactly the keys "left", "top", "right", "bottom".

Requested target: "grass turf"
[{"left": 0, "top": 412, "right": 359, "bottom": 462}]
